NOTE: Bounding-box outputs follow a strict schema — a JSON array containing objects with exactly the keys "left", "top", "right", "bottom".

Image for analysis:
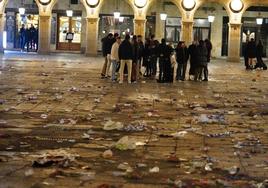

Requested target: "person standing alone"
[{"left": 118, "top": 35, "right": 133, "bottom": 84}]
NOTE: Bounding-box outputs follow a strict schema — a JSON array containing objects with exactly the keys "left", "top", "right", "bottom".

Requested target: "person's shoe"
[
  {"left": 128, "top": 81, "right": 132, "bottom": 84},
  {"left": 119, "top": 81, "right": 123, "bottom": 84},
  {"left": 202, "top": 79, "right": 208, "bottom": 82}
]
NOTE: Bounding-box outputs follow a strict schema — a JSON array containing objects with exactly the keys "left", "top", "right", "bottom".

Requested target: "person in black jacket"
[
  {"left": 149, "top": 35, "right": 159, "bottom": 77},
  {"left": 204, "top": 39, "right": 212, "bottom": 79},
  {"left": 158, "top": 38, "right": 168, "bottom": 83},
  {"left": 254, "top": 40, "right": 267, "bottom": 70},
  {"left": 19, "top": 24, "right": 26, "bottom": 51},
  {"left": 118, "top": 34, "right": 133, "bottom": 84},
  {"left": 247, "top": 38, "right": 257, "bottom": 69},
  {"left": 101, "top": 33, "right": 117, "bottom": 78},
  {"left": 243, "top": 40, "right": 250, "bottom": 70},
  {"left": 143, "top": 38, "right": 151, "bottom": 77},
  {"left": 137, "top": 35, "right": 144, "bottom": 78},
  {"left": 131, "top": 35, "right": 139, "bottom": 82},
  {"left": 25, "top": 26, "right": 31, "bottom": 52},
  {"left": 195, "top": 40, "right": 208, "bottom": 81},
  {"left": 165, "top": 43, "right": 174, "bottom": 83},
  {"left": 188, "top": 41, "right": 198, "bottom": 80},
  {"left": 175, "top": 41, "right": 189, "bottom": 81}
]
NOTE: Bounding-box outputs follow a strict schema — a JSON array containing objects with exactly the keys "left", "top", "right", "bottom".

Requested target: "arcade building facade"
[{"left": 0, "top": 0, "right": 268, "bottom": 62}]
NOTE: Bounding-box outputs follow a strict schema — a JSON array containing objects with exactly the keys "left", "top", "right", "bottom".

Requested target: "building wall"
[{"left": 3, "top": 0, "right": 268, "bottom": 57}]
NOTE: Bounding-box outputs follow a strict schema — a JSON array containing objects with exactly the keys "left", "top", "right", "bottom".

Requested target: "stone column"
[
  {"left": 134, "top": 19, "right": 146, "bottom": 37},
  {"left": 181, "top": 21, "right": 194, "bottom": 46},
  {"left": 155, "top": 14, "right": 165, "bottom": 41},
  {"left": 38, "top": 15, "right": 51, "bottom": 54},
  {"left": 85, "top": 17, "right": 99, "bottom": 56},
  {"left": 0, "top": 14, "right": 4, "bottom": 53},
  {"left": 227, "top": 23, "right": 241, "bottom": 62},
  {"left": 210, "top": 15, "right": 223, "bottom": 58}
]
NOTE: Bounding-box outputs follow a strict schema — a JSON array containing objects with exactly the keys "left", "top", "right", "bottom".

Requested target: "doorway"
[{"left": 57, "top": 16, "right": 81, "bottom": 51}]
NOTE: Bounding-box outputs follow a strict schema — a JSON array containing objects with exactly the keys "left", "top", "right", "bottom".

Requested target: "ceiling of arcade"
[{"left": 1, "top": 0, "right": 268, "bottom": 20}]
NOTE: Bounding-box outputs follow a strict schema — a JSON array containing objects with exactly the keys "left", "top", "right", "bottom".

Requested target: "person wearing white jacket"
[{"left": 110, "top": 36, "right": 121, "bottom": 82}]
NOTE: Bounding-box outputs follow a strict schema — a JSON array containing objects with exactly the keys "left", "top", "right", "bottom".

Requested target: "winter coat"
[
  {"left": 119, "top": 40, "right": 133, "bottom": 60},
  {"left": 197, "top": 45, "right": 208, "bottom": 66},
  {"left": 138, "top": 41, "right": 144, "bottom": 60},
  {"left": 247, "top": 41, "right": 257, "bottom": 58},
  {"left": 102, "top": 37, "right": 115, "bottom": 56},
  {"left": 176, "top": 47, "right": 189, "bottom": 64},
  {"left": 158, "top": 43, "right": 169, "bottom": 60},
  {"left": 111, "top": 42, "right": 120, "bottom": 61},
  {"left": 188, "top": 44, "right": 198, "bottom": 63},
  {"left": 132, "top": 41, "right": 139, "bottom": 63},
  {"left": 256, "top": 43, "right": 263, "bottom": 58}
]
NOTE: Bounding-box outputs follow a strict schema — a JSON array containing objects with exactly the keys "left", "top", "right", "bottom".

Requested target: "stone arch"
[
  {"left": 0, "top": 0, "right": 9, "bottom": 14},
  {"left": 145, "top": 0, "right": 184, "bottom": 18},
  {"left": 193, "top": 0, "right": 232, "bottom": 18},
  {"left": 97, "top": 0, "right": 136, "bottom": 15}
]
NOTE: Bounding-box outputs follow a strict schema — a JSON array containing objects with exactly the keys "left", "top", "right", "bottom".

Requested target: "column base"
[
  {"left": 227, "top": 56, "right": 241, "bottom": 63},
  {"left": 85, "top": 52, "right": 98, "bottom": 57},
  {"left": 38, "top": 50, "right": 50, "bottom": 55}
]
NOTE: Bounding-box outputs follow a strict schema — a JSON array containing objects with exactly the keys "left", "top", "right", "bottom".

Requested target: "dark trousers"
[
  {"left": 203, "top": 64, "right": 208, "bottom": 80},
  {"left": 195, "top": 64, "right": 208, "bottom": 81},
  {"left": 151, "top": 56, "right": 157, "bottom": 76},
  {"left": 20, "top": 37, "right": 25, "bottom": 50},
  {"left": 176, "top": 62, "right": 187, "bottom": 80},
  {"left": 255, "top": 56, "right": 267, "bottom": 70},
  {"left": 164, "top": 62, "right": 173, "bottom": 82},
  {"left": 244, "top": 56, "right": 249, "bottom": 69}
]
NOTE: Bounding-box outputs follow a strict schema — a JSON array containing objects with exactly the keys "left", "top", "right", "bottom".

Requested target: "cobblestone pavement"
[{"left": 0, "top": 54, "right": 268, "bottom": 188}]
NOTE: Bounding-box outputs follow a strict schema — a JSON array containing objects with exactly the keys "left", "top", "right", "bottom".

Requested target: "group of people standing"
[
  {"left": 243, "top": 39, "right": 267, "bottom": 70},
  {"left": 101, "top": 33, "right": 213, "bottom": 84},
  {"left": 19, "top": 24, "right": 38, "bottom": 52}
]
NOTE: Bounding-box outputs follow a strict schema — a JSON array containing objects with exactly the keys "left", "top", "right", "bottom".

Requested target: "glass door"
[{"left": 57, "top": 16, "right": 81, "bottom": 51}]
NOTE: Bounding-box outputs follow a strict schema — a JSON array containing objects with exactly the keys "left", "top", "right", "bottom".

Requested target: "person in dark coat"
[
  {"left": 188, "top": 41, "right": 198, "bottom": 80},
  {"left": 118, "top": 34, "right": 133, "bottom": 84},
  {"left": 101, "top": 33, "right": 115, "bottom": 78},
  {"left": 247, "top": 38, "right": 257, "bottom": 69},
  {"left": 131, "top": 35, "right": 139, "bottom": 82},
  {"left": 33, "top": 28, "right": 38, "bottom": 52},
  {"left": 243, "top": 40, "right": 250, "bottom": 70},
  {"left": 175, "top": 41, "right": 189, "bottom": 81},
  {"left": 137, "top": 35, "right": 144, "bottom": 78},
  {"left": 205, "top": 39, "right": 212, "bottom": 63},
  {"left": 29, "top": 24, "right": 36, "bottom": 50},
  {"left": 19, "top": 24, "right": 26, "bottom": 51},
  {"left": 25, "top": 26, "right": 31, "bottom": 52},
  {"left": 157, "top": 38, "right": 168, "bottom": 83},
  {"left": 143, "top": 38, "right": 151, "bottom": 77},
  {"left": 204, "top": 39, "right": 212, "bottom": 80},
  {"left": 195, "top": 40, "right": 208, "bottom": 81},
  {"left": 165, "top": 43, "right": 174, "bottom": 83},
  {"left": 149, "top": 35, "right": 159, "bottom": 77},
  {"left": 254, "top": 40, "right": 267, "bottom": 70}
]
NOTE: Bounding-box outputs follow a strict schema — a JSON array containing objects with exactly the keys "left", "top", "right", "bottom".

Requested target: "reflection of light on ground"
[{"left": 3, "top": 31, "right": 7, "bottom": 48}]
